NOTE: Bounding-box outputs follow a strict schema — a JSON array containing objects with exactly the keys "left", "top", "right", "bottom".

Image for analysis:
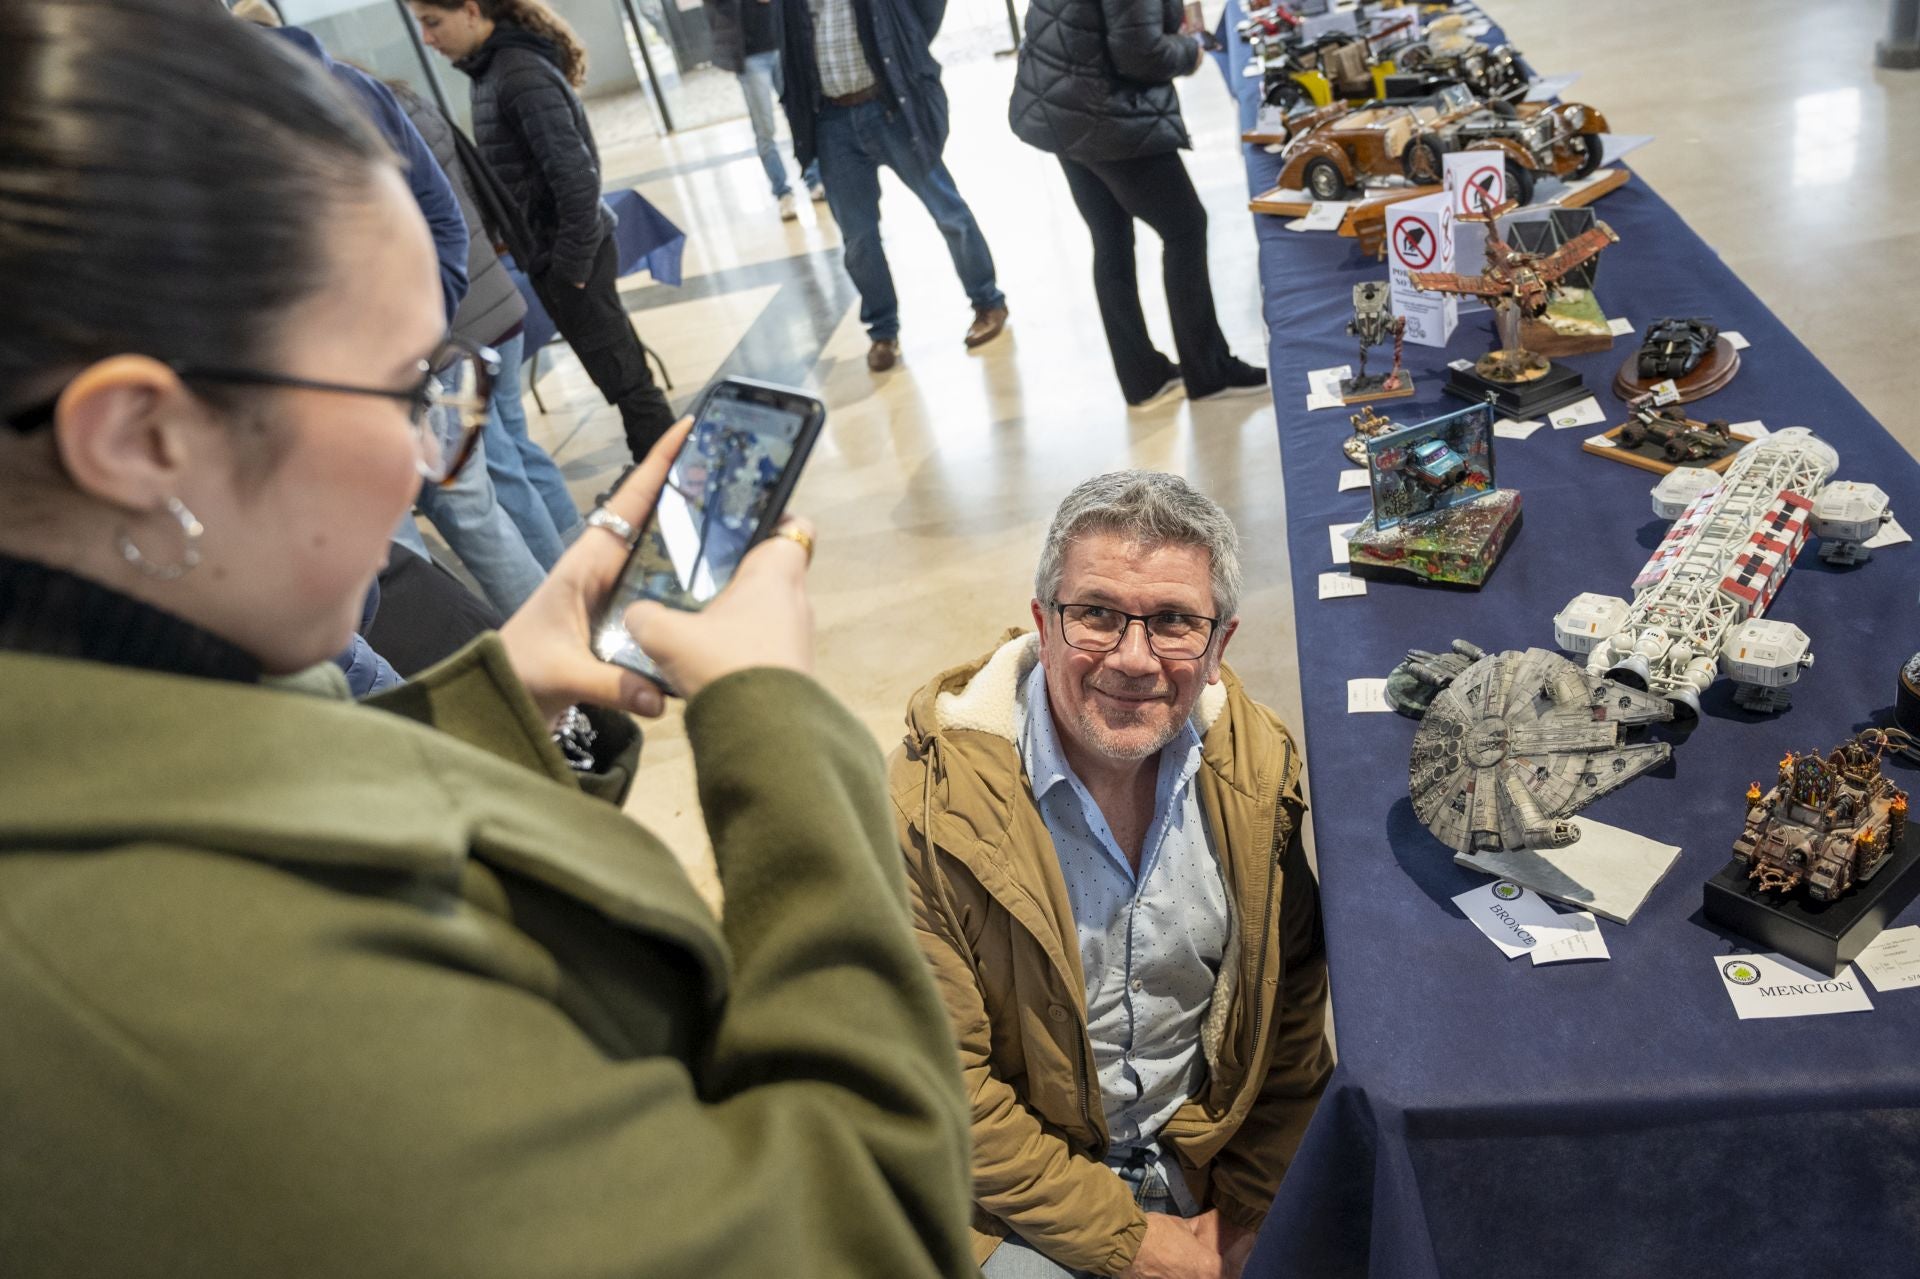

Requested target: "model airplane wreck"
[
  {"left": 1554, "top": 428, "right": 1887, "bottom": 717},
  {"left": 1411, "top": 205, "right": 1619, "bottom": 416},
  {"left": 1405, "top": 644, "right": 1674, "bottom": 853}
]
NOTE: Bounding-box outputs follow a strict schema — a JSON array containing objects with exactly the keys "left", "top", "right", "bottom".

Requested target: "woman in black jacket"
[
  {"left": 410, "top": 0, "right": 677, "bottom": 463},
  {"left": 1010, "top": 0, "right": 1267, "bottom": 406}
]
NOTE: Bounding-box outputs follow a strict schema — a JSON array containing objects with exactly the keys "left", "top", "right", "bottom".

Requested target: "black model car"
[
  {"left": 1616, "top": 398, "right": 1734, "bottom": 462},
  {"left": 1637, "top": 318, "right": 1720, "bottom": 380}
]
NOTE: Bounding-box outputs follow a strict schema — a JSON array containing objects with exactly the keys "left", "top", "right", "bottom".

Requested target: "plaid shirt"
[{"left": 810, "top": 0, "right": 877, "bottom": 98}]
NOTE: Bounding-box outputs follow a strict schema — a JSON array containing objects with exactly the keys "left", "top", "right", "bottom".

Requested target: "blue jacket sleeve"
[{"left": 337, "top": 65, "right": 470, "bottom": 324}]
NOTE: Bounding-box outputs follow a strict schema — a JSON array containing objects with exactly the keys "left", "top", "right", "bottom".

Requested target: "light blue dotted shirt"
[{"left": 1019, "top": 662, "right": 1229, "bottom": 1158}]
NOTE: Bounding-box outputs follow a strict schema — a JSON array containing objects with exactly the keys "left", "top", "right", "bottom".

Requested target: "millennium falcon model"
[{"left": 1409, "top": 647, "right": 1675, "bottom": 854}]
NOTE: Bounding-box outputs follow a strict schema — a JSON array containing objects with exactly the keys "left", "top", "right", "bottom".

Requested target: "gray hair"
[{"left": 1034, "top": 471, "right": 1242, "bottom": 621}]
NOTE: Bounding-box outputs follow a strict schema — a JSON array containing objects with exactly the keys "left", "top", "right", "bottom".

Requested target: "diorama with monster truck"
[{"left": 1276, "top": 82, "right": 1608, "bottom": 203}]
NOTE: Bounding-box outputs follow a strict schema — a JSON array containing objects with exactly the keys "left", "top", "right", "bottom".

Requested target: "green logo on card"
[
  {"left": 1493, "top": 881, "right": 1523, "bottom": 901},
  {"left": 1723, "top": 960, "right": 1761, "bottom": 986}
]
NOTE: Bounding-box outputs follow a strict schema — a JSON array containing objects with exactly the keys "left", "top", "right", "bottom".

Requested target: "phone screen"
[{"left": 593, "top": 381, "right": 823, "bottom": 685}]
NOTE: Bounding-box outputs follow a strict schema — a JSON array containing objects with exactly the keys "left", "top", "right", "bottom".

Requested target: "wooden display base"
[
  {"left": 1340, "top": 374, "right": 1417, "bottom": 405},
  {"left": 1520, "top": 317, "right": 1614, "bottom": 358},
  {"left": 1247, "top": 168, "right": 1633, "bottom": 254},
  {"left": 1582, "top": 424, "right": 1754, "bottom": 475},
  {"left": 1614, "top": 335, "right": 1741, "bottom": 403}
]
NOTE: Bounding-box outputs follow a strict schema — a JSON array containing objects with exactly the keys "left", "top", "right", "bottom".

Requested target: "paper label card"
[
  {"left": 1318, "top": 571, "right": 1367, "bottom": 600},
  {"left": 1338, "top": 468, "right": 1370, "bottom": 492},
  {"left": 1649, "top": 379, "right": 1681, "bottom": 406},
  {"left": 1256, "top": 104, "right": 1289, "bottom": 135},
  {"left": 1531, "top": 911, "right": 1610, "bottom": 965},
  {"left": 1853, "top": 926, "right": 1920, "bottom": 992},
  {"left": 1522, "top": 73, "right": 1581, "bottom": 104},
  {"left": 1298, "top": 201, "right": 1351, "bottom": 231},
  {"left": 1493, "top": 418, "right": 1543, "bottom": 440},
  {"left": 1584, "top": 433, "right": 1616, "bottom": 449},
  {"left": 1724, "top": 330, "right": 1751, "bottom": 350},
  {"left": 1607, "top": 316, "right": 1636, "bottom": 337},
  {"left": 1448, "top": 358, "right": 1475, "bottom": 372},
  {"left": 1715, "top": 953, "right": 1874, "bottom": 1019},
  {"left": 1329, "top": 521, "right": 1360, "bottom": 565},
  {"left": 1452, "top": 881, "right": 1568, "bottom": 958},
  {"left": 1346, "top": 677, "right": 1392, "bottom": 714},
  {"left": 1729, "top": 419, "right": 1769, "bottom": 439},
  {"left": 1549, "top": 397, "right": 1605, "bottom": 429}
]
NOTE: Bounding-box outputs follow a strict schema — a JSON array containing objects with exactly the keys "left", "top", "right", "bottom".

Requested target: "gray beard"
[{"left": 1070, "top": 702, "right": 1181, "bottom": 763}]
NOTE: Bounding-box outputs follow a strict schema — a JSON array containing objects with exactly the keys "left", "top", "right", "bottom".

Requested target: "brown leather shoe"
[
  {"left": 867, "top": 339, "right": 900, "bottom": 372},
  {"left": 964, "top": 305, "right": 1008, "bottom": 349}
]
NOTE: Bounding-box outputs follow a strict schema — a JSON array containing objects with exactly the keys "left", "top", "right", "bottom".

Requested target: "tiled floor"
[{"left": 514, "top": 6, "right": 1919, "bottom": 905}]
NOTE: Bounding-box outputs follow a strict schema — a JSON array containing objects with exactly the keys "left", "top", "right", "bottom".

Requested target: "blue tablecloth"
[
  {"left": 508, "top": 188, "right": 686, "bottom": 354},
  {"left": 1230, "top": 11, "right": 1920, "bottom": 1279}
]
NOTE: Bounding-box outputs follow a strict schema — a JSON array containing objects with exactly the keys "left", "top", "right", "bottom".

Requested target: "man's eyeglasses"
[
  {"left": 2, "top": 336, "right": 499, "bottom": 486},
  {"left": 1052, "top": 601, "right": 1220, "bottom": 661}
]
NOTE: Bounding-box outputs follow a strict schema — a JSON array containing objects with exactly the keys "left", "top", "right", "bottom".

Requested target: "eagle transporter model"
[{"left": 1553, "top": 428, "right": 1890, "bottom": 716}]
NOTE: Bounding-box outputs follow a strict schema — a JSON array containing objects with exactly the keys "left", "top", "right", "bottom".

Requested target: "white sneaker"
[
  {"left": 808, "top": 182, "right": 827, "bottom": 203},
  {"left": 779, "top": 192, "right": 799, "bottom": 221}
]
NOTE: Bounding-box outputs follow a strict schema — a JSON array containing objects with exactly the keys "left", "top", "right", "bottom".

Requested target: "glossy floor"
[{"left": 506, "top": 1, "right": 1920, "bottom": 904}]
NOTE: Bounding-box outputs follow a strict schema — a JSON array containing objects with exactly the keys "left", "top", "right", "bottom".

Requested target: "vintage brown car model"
[{"left": 1276, "top": 82, "right": 1608, "bottom": 203}]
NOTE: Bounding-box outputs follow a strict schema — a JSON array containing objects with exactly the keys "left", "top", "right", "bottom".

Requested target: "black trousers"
[
  {"left": 1057, "top": 151, "right": 1236, "bottom": 403},
  {"left": 532, "top": 235, "right": 677, "bottom": 462}
]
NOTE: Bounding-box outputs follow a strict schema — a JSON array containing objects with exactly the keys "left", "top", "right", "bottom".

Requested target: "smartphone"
[{"left": 592, "top": 377, "right": 827, "bottom": 692}]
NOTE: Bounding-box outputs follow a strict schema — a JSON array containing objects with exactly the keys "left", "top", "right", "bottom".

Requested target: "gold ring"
[{"left": 772, "top": 524, "right": 815, "bottom": 564}]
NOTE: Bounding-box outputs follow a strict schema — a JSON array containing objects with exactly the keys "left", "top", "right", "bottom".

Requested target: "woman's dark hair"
[
  {"left": 0, "top": 0, "right": 393, "bottom": 419},
  {"left": 412, "top": 0, "right": 590, "bottom": 88}
]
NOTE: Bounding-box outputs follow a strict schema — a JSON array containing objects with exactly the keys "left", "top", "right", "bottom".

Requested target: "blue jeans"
[
  {"left": 397, "top": 373, "right": 547, "bottom": 616},
  {"left": 484, "top": 332, "right": 581, "bottom": 569},
  {"left": 980, "top": 1153, "right": 1199, "bottom": 1278},
  {"left": 740, "top": 51, "right": 818, "bottom": 198},
  {"left": 812, "top": 98, "right": 1005, "bottom": 341}
]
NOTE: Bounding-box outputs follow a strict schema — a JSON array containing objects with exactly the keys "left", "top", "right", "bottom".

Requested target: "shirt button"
[
  {"left": 1130, "top": 978, "right": 1144, "bottom": 993},
  {"left": 1047, "top": 1004, "right": 1069, "bottom": 1022}
]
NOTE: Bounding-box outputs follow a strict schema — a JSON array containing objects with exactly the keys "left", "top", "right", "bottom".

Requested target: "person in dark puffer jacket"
[
  {"left": 409, "top": 0, "right": 678, "bottom": 465},
  {"left": 1009, "top": 0, "right": 1269, "bottom": 407}
]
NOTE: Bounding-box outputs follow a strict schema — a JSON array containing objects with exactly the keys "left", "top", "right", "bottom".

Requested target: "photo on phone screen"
[{"left": 593, "top": 379, "right": 825, "bottom": 689}]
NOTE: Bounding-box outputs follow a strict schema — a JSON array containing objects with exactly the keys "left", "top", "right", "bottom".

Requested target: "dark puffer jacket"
[
  {"left": 1008, "top": 0, "right": 1199, "bottom": 163},
  {"left": 456, "top": 25, "right": 613, "bottom": 286}
]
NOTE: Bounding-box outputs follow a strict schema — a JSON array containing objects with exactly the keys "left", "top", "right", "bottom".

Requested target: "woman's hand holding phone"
[
  {"left": 499, "top": 418, "right": 817, "bottom": 724},
  {"left": 623, "top": 516, "right": 815, "bottom": 700}
]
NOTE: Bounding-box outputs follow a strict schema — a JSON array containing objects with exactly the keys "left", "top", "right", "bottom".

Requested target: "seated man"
[{"left": 889, "top": 471, "right": 1333, "bottom": 1278}]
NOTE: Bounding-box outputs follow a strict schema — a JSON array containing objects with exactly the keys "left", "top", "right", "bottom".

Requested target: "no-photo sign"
[
  {"left": 1460, "top": 164, "right": 1504, "bottom": 215},
  {"left": 1392, "top": 217, "right": 1438, "bottom": 269}
]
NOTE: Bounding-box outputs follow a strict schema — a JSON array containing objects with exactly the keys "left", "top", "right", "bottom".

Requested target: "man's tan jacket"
[{"left": 887, "top": 632, "right": 1333, "bottom": 1276}]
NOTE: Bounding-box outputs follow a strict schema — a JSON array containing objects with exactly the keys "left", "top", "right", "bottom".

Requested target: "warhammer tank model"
[
  {"left": 1731, "top": 731, "right": 1912, "bottom": 902},
  {"left": 1408, "top": 646, "right": 1675, "bottom": 854}
]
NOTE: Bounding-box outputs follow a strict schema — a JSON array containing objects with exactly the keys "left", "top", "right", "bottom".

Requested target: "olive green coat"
[
  {"left": 0, "top": 637, "right": 975, "bottom": 1278},
  {"left": 887, "top": 633, "right": 1332, "bottom": 1275}
]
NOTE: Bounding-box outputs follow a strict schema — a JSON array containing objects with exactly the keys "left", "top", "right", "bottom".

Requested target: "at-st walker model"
[{"left": 1338, "top": 281, "right": 1415, "bottom": 404}]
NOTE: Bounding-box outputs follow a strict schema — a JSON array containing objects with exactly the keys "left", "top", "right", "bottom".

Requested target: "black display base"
[
  {"left": 1443, "top": 361, "right": 1589, "bottom": 419},
  {"left": 1703, "top": 826, "right": 1920, "bottom": 977}
]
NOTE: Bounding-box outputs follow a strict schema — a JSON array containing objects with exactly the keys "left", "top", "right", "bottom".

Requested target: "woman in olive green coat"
[{"left": 0, "top": 3, "right": 972, "bottom": 1275}]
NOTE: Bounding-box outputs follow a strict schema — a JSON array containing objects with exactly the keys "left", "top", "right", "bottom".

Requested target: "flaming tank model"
[
  {"left": 1732, "top": 731, "right": 1911, "bottom": 902},
  {"left": 1409, "top": 647, "right": 1675, "bottom": 854}
]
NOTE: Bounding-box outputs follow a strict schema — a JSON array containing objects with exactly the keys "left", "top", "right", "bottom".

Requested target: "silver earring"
[{"left": 117, "top": 497, "right": 204, "bottom": 581}]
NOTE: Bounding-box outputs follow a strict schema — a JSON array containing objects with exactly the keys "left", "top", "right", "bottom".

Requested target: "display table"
[{"left": 1232, "top": 9, "right": 1920, "bottom": 1278}]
